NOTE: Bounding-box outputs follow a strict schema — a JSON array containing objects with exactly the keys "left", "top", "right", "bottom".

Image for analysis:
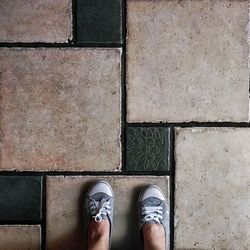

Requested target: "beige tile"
[
  {"left": 0, "top": 48, "right": 121, "bottom": 171},
  {"left": 46, "top": 176, "right": 169, "bottom": 250},
  {"left": 0, "top": 0, "right": 72, "bottom": 42},
  {"left": 0, "top": 225, "right": 41, "bottom": 250},
  {"left": 127, "top": 0, "right": 249, "bottom": 122},
  {"left": 175, "top": 128, "right": 250, "bottom": 249}
]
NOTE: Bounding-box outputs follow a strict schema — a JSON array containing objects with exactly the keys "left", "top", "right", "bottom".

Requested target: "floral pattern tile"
[{"left": 126, "top": 127, "right": 170, "bottom": 171}]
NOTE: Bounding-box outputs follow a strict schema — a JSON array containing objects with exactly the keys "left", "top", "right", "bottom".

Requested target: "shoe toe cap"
[
  {"left": 88, "top": 181, "right": 113, "bottom": 197},
  {"left": 139, "top": 185, "right": 165, "bottom": 201}
]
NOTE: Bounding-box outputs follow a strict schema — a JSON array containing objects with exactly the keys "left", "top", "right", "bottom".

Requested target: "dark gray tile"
[
  {"left": 126, "top": 127, "right": 170, "bottom": 172},
  {"left": 0, "top": 176, "right": 42, "bottom": 221},
  {"left": 76, "top": 0, "right": 122, "bottom": 43}
]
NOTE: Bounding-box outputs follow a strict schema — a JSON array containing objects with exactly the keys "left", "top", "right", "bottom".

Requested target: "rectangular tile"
[
  {"left": 0, "top": 176, "right": 42, "bottom": 221},
  {"left": 76, "top": 0, "right": 122, "bottom": 43},
  {"left": 127, "top": 0, "right": 249, "bottom": 122},
  {"left": 0, "top": 0, "right": 72, "bottom": 42},
  {"left": 175, "top": 128, "right": 250, "bottom": 249},
  {"left": 126, "top": 127, "right": 170, "bottom": 171},
  {"left": 0, "top": 225, "right": 41, "bottom": 250},
  {"left": 46, "top": 176, "right": 169, "bottom": 250},
  {"left": 0, "top": 48, "right": 121, "bottom": 171}
]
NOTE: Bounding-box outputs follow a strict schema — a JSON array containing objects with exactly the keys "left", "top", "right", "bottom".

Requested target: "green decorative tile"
[
  {"left": 126, "top": 127, "right": 170, "bottom": 171},
  {"left": 76, "top": 0, "right": 122, "bottom": 43}
]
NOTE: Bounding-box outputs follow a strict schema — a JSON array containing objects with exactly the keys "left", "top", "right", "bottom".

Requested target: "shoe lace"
[
  {"left": 89, "top": 198, "right": 111, "bottom": 223},
  {"left": 141, "top": 206, "right": 164, "bottom": 224}
]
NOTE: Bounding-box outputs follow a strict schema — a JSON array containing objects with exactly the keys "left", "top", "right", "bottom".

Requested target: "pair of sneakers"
[{"left": 85, "top": 181, "right": 169, "bottom": 248}]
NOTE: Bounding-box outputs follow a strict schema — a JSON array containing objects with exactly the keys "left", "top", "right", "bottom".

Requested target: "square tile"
[
  {"left": 0, "top": 225, "right": 41, "bottom": 250},
  {"left": 0, "top": 0, "right": 72, "bottom": 42},
  {"left": 126, "top": 127, "right": 170, "bottom": 171},
  {"left": 0, "top": 176, "right": 42, "bottom": 221},
  {"left": 175, "top": 128, "right": 250, "bottom": 249},
  {"left": 46, "top": 176, "right": 169, "bottom": 250},
  {"left": 127, "top": 0, "right": 249, "bottom": 122},
  {"left": 0, "top": 48, "right": 121, "bottom": 171},
  {"left": 76, "top": 0, "right": 122, "bottom": 43}
]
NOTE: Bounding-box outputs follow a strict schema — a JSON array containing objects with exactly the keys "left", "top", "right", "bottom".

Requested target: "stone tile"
[
  {"left": 0, "top": 0, "right": 72, "bottom": 42},
  {"left": 46, "top": 176, "right": 169, "bottom": 250},
  {"left": 126, "top": 127, "right": 170, "bottom": 171},
  {"left": 0, "top": 48, "right": 121, "bottom": 171},
  {"left": 76, "top": 0, "right": 122, "bottom": 43},
  {"left": 0, "top": 176, "right": 42, "bottom": 221},
  {"left": 127, "top": 0, "right": 249, "bottom": 122},
  {"left": 0, "top": 225, "right": 41, "bottom": 250},
  {"left": 175, "top": 128, "right": 250, "bottom": 249}
]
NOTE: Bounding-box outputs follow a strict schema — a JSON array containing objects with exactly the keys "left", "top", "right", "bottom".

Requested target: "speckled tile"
[
  {"left": 76, "top": 0, "right": 122, "bottom": 43},
  {"left": 0, "top": 0, "right": 72, "bottom": 42},
  {"left": 0, "top": 225, "right": 41, "bottom": 250},
  {"left": 0, "top": 48, "right": 121, "bottom": 171},
  {"left": 126, "top": 127, "right": 170, "bottom": 172},
  {"left": 175, "top": 128, "right": 250, "bottom": 249},
  {"left": 127, "top": 0, "right": 249, "bottom": 122},
  {"left": 0, "top": 176, "right": 42, "bottom": 221},
  {"left": 46, "top": 176, "right": 169, "bottom": 250}
]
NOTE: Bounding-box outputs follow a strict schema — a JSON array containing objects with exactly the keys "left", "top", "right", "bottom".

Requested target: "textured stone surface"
[
  {"left": 126, "top": 127, "right": 170, "bottom": 171},
  {"left": 0, "top": 176, "right": 42, "bottom": 221},
  {"left": 0, "top": 48, "right": 121, "bottom": 171},
  {"left": 0, "top": 0, "right": 72, "bottom": 42},
  {"left": 77, "top": 0, "right": 122, "bottom": 43},
  {"left": 175, "top": 128, "right": 250, "bottom": 249},
  {"left": 46, "top": 176, "right": 169, "bottom": 250},
  {"left": 0, "top": 225, "right": 41, "bottom": 250},
  {"left": 127, "top": 0, "right": 249, "bottom": 122}
]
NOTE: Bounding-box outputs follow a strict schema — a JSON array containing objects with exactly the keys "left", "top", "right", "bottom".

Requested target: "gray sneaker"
[
  {"left": 85, "top": 181, "right": 114, "bottom": 244},
  {"left": 137, "top": 185, "right": 169, "bottom": 248}
]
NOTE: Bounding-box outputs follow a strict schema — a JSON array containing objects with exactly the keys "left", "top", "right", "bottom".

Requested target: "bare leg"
[
  {"left": 88, "top": 220, "right": 109, "bottom": 250},
  {"left": 143, "top": 224, "right": 168, "bottom": 250}
]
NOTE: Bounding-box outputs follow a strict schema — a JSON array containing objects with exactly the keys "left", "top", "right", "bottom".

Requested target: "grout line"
[
  {"left": 41, "top": 175, "right": 47, "bottom": 250},
  {"left": 0, "top": 42, "right": 123, "bottom": 48},
  {"left": 169, "top": 126, "right": 175, "bottom": 250},
  {"left": 121, "top": 0, "right": 127, "bottom": 172},
  {"left": 126, "top": 122, "right": 250, "bottom": 128},
  {"left": 72, "top": 0, "right": 77, "bottom": 44},
  {"left": 0, "top": 171, "right": 170, "bottom": 176}
]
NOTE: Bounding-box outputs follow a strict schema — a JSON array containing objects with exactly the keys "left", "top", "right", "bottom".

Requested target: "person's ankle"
[
  {"left": 88, "top": 220, "right": 109, "bottom": 247},
  {"left": 143, "top": 224, "right": 165, "bottom": 250}
]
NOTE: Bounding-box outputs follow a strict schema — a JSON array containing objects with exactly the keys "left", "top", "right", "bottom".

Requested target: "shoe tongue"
[
  {"left": 91, "top": 192, "right": 110, "bottom": 202},
  {"left": 143, "top": 197, "right": 162, "bottom": 207}
]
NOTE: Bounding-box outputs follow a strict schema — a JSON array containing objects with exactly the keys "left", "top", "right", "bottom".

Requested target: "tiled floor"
[{"left": 0, "top": 0, "right": 250, "bottom": 250}]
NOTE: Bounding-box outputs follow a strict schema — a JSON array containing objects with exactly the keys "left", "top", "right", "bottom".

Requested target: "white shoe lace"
[
  {"left": 141, "top": 206, "right": 164, "bottom": 224},
  {"left": 89, "top": 198, "right": 111, "bottom": 223}
]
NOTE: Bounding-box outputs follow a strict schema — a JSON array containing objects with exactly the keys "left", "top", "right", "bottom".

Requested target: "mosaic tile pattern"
[
  {"left": 126, "top": 127, "right": 170, "bottom": 171},
  {"left": 76, "top": 0, "right": 122, "bottom": 43},
  {"left": 0, "top": 225, "right": 41, "bottom": 250},
  {"left": 0, "top": 176, "right": 42, "bottom": 221},
  {"left": 0, "top": 0, "right": 72, "bottom": 42},
  {"left": 0, "top": 1, "right": 249, "bottom": 249}
]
